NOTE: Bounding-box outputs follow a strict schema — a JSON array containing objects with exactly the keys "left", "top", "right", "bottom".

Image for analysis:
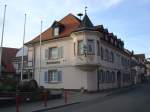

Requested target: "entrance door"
[{"left": 117, "top": 71, "right": 121, "bottom": 88}]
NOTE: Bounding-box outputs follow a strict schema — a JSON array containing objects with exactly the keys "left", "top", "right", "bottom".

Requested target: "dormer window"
[
  {"left": 51, "top": 21, "right": 64, "bottom": 37},
  {"left": 54, "top": 27, "right": 59, "bottom": 36}
]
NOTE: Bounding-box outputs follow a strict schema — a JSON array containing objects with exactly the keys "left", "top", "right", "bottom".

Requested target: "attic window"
[{"left": 54, "top": 27, "right": 59, "bottom": 36}]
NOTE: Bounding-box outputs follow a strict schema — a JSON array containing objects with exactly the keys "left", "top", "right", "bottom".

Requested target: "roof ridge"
[{"left": 59, "top": 13, "right": 81, "bottom": 23}]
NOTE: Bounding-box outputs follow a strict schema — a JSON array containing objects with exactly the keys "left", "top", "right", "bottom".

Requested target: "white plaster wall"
[
  {"left": 37, "top": 66, "right": 87, "bottom": 90},
  {"left": 87, "top": 70, "right": 98, "bottom": 91}
]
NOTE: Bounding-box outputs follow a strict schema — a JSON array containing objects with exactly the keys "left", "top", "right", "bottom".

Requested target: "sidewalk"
[{"left": 0, "top": 85, "right": 136, "bottom": 112}]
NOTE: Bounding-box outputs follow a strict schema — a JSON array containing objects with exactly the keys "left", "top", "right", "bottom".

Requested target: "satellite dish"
[{"left": 77, "top": 13, "right": 83, "bottom": 20}]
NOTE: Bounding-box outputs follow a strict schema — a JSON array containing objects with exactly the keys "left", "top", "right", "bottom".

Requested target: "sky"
[{"left": 0, "top": 0, "right": 150, "bottom": 57}]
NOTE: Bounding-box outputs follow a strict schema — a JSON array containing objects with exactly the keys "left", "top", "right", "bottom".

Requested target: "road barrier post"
[
  {"left": 44, "top": 90, "right": 48, "bottom": 107},
  {"left": 64, "top": 90, "right": 68, "bottom": 104},
  {"left": 16, "top": 92, "right": 20, "bottom": 112}
]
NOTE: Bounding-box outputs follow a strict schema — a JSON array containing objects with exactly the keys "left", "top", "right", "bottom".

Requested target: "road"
[{"left": 44, "top": 82, "right": 150, "bottom": 112}]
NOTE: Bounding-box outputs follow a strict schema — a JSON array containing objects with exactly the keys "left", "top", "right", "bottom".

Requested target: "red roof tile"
[{"left": 26, "top": 14, "right": 81, "bottom": 44}]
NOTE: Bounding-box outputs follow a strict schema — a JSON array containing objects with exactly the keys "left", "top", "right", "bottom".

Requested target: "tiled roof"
[
  {"left": 80, "top": 14, "right": 93, "bottom": 28},
  {"left": 135, "top": 54, "right": 145, "bottom": 59},
  {"left": 2, "top": 47, "right": 19, "bottom": 73},
  {"left": 25, "top": 13, "right": 128, "bottom": 55},
  {"left": 26, "top": 13, "right": 81, "bottom": 44}
]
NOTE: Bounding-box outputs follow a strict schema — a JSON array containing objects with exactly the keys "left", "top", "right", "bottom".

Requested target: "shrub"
[{"left": 0, "top": 78, "right": 17, "bottom": 92}]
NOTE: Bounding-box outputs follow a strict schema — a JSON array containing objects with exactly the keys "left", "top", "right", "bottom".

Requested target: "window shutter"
[
  {"left": 44, "top": 71, "right": 48, "bottom": 82},
  {"left": 48, "top": 71, "right": 52, "bottom": 82},
  {"left": 45, "top": 49, "right": 49, "bottom": 60},
  {"left": 58, "top": 46, "right": 64, "bottom": 58},
  {"left": 58, "top": 71, "right": 62, "bottom": 81},
  {"left": 49, "top": 48, "right": 52, "bottom": 59}
]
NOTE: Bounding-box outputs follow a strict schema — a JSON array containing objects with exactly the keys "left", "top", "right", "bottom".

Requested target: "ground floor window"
[
  {"left": 44, "top": 70, "right": 62, "bottom": 83},
  {"left": 98, "top": 70, "right": 116, "bottom": 83}
]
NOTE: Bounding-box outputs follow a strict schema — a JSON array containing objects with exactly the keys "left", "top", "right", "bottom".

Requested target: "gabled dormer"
[{"left": 51, "top": 21, "right": 64, "bottom": 37}]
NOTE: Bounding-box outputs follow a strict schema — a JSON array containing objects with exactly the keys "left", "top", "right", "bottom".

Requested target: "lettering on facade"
[{"left": 46, "top": 61, "right": 60, "bottom": 64}]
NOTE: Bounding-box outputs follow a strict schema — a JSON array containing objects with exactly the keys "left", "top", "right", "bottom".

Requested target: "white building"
[
  {"left": 25, "top": 13, "right": 132, "bottom": 91},
  {"left": 12, "top": 46, "right": 33, "bottom": 80}
]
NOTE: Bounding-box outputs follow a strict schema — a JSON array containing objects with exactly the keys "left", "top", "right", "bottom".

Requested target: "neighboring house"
[
  {"left": 12, "top": 46, "right": 33, "bottom": 80},
  {"left": 131, "top": 55, "right": 144, "bottom": 84},
  {"left": 134, "top": 54, "right": 146, "bottom": 82},
  {"left": 145, "top": 58, "right": 150, "bottom": 80},
  {"left": 25, "top": 13, "right": 133, "bottom": 91},
  {"left": 0, "top": 47, "right": 19, "bottom": 78}
]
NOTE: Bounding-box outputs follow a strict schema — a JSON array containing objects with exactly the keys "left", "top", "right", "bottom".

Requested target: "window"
[
  {"left": 74, "top": 42, "right": 76, "bottom": 56},
  {"left": 44, "top": 70, "right": 62, "bottom": 83},
  {"left": 101, "top": 47, "right": 103, "bottom": 60},
  {"left": 97, "top": 41, "right": 100, "bottom": 56},
  {"left": 49, "top": 47, "right": 58, "bottom": 59},
  {"left": 105, "top": 49, "right": 109, "bottom": 61},
  {"left": 45, "top": 47, "right": 64, "bottom": 60},
  {"left": 78, "top": 40, "right": 84, "bottom": 55},
  {"left": 18, "top": 63, "right": 21, "bottom": 69},
  {"left": 102, "top": 71, "right": 105, "bottom": 82},
  {"left": 87, "top": 40, "right": 95, "bottom": 54},
  {"left": 54, "top": 27, "right": 59, "bottom": 36},
  {"left": 112, "top": 71, "right": 115, "bottom": 82},
  {"left": 110, "top": 51, "right": 114, "bottom": 62},
  {"left": 106, "top": 71, "right": 109, "bottom": 82},
  {"left": 98, "top": 70, "right": 103, "bottom": 82},
  {"left": 111, "top": 38, "right": 114, "bottom": 44}
]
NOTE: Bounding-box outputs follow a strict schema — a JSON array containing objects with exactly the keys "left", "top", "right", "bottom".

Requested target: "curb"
[
  {"left": 32, "top": 102, "right": 81, "bottom": 112},
  {"left": 105, "top": 85, "right": 136, "bottom": 97}
]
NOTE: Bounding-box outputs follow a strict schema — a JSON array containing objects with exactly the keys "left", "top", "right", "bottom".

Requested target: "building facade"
[
  {"left": 26, "top": 13, "right": 132, "bottom": 91},
  {"left": 12, "top": 46, "right": 33, "bottom": 80}
]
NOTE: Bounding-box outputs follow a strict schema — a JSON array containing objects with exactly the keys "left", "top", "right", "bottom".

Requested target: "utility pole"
[{"left": 0, "top": 5, "right": 7, "bottom": 77}]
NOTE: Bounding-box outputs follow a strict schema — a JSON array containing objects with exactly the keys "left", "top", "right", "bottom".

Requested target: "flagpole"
[
  {"left": 0, "top": 4, "right": 7, "bottom": 77},
  {"left": 39, "top": 20, "right": 42, "bottom": 85},
  {"left": 21, "top": 14, "right": 26, "bottom": 81}
]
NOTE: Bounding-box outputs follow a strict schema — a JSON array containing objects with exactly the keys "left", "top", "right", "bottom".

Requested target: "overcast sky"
[{"left": 0, "top": 0, "right": 150, "bottom": 57}]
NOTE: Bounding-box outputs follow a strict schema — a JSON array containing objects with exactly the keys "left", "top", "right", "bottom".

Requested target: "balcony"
[{"left": 72, "top": 55, "right": 99, "bottom": 71}]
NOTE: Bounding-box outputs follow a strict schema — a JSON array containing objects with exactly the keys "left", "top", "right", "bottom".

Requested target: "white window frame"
[
  {"left": 49, "top": 47, "right": 58, "bottom": 60},
  {"left": 54, "top": 27, "right": 59, "bottom": 36},
  {"left": 45, "top": 46, "right": 64, "bottom": 60},
  {"left": 78, "top": 40, "right": 84, "bottom": 55},
  {"left": 44, "top": 70, "right": 62, "bottom": 83}
]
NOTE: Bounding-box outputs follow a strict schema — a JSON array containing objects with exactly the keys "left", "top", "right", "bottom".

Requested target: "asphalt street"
[{"left": 44, "top": 82, "right": 150, "bottom": 112}]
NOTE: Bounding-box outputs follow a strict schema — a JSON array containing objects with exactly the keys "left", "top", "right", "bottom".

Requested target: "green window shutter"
[
  {"left": 45, "top": 49, "right": 49, "bottom": 59},
  {"left": 58, "top": 46, "right": 64, "bottom": 58},
  {"left": 44, "top": 71, "right": 48, "bottom": 82},
  {"left": 58, "top": 71, "right": 62, "bottom": 81}
]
